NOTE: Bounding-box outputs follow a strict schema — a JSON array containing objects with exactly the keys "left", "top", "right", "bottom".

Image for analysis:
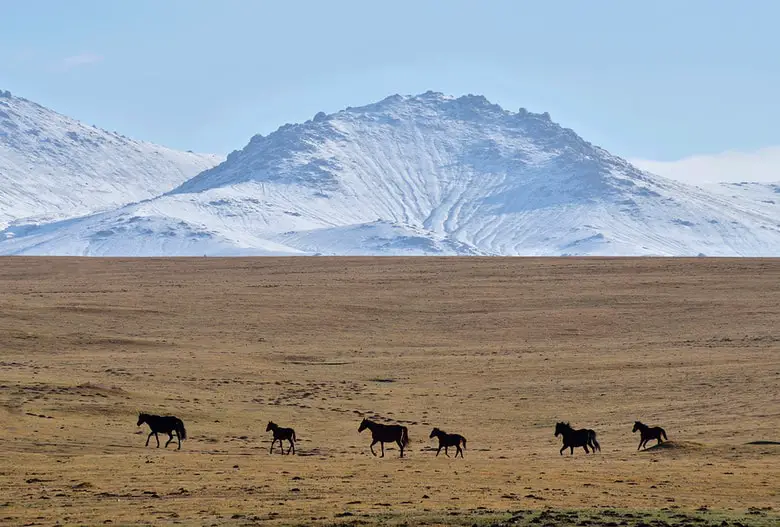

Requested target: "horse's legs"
[
  {"left": 583, "top": 444, "right": 590, "bottom": 454},
  {"left": 560, "top": 444, "right": 567, "bottom": 455},
  {"left": 456, "top": 445, "right": 463, "bottom": 458},
  {"left": 269, "top": 438, "right": 276, "bottom": 454},
  {"left": 370, "top": 439, "right": 378, "bottom": 456},
  {"left": 154, "top": 432, "right": 160, "bottom": 448},
  {"left": 638, "top": 438, "right": 643, "bottom": 451},
  {"left": 289, "top": 439, "right": 295, "bottom": 455},
  {"left": 397, "top": 439, "right": 404, "bottom": 458},
  {"left": 145, "top": 431, "right": 154, "bottom": 447},
  {"left": 177, "top": 432, "right": 182, "bottom": 450},
  {"left": 165, "top": 432, "right": 174, "bottom": 448},
  {"left": 435, "top": 445, "right": 442, "bottom": 457},
  {"left": 657, "top": 435, "right": 663, "bottom": 445},
  {"left": 380, "top": 441, "right": 385, "bottom": 458},
  {"left": 445, "top": 446, "right": 450, "bottom": 457},
  {"left": 570, "top": 446, "right": 574, "bottom": 455}
]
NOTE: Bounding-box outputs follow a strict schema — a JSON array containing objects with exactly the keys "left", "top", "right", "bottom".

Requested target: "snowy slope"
[
  {"left": 2, "top": 91, "right": 779, "bottom": 256},
  {"left": 705, "top": 181, "right": 780, "bottom": 219},
  {"left": 0, "top": 89, "right": 221, "bottom": 228}
]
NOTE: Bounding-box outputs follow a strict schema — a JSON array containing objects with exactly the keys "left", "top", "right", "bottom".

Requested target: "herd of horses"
[{"left": 137, "top": 413, "right": 669, "bottom": 456}]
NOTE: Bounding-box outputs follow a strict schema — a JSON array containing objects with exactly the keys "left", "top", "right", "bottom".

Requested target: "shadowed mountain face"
[{"left": 2, "top": 91, "right": 779, "bottom": 256}]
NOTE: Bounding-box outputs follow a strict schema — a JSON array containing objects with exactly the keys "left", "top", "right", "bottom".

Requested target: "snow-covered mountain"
[
  {"left": 2, "top": 91, "right": 779, "bottom": 256},
  {"left": 0, "top": 89, "right": 221, "bottom": 228}
]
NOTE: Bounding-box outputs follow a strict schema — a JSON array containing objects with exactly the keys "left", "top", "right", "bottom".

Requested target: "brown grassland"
[{"left": 0, "top": 257, "right": 778, "bottom": 526}]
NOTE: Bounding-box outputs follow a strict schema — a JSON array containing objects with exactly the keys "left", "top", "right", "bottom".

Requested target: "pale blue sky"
[{"left": 1, "top": 1, "right": 778, "bottom": 161}]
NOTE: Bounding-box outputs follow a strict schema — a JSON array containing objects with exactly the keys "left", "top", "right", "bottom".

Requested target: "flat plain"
[{"left": 0, "top": 257, "right": 778, "bottom": 526}]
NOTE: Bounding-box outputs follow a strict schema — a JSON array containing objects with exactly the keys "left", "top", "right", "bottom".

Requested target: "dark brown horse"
[
  {"left": 137, "top": 413, "right": 187, "bottom": 450},
  {"left": 633, "top": 421, "right": 668, "bottom": 450},
  {"left": 266, "top": 421, "right": 296, "bottom": 455},
  {"left": 555, "top": 422, "right": 600, "bottom": 455},
  {"left": 429, "top": 427, "right": 466, "bottom": 458},
  {"left": 358, "top": 418, "right": 409, "bottom": 458}
]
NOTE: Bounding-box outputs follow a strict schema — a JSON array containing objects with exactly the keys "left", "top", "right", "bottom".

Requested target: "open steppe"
[{"left": 0, "top": 257, "right": 778, "bottom": 526}]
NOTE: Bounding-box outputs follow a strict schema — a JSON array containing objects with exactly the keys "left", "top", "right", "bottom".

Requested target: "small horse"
[
  {"left": 358, "top": 418, "right": 409, "bottom": 458},
  {"left": 137, "top": 413, "right": 187, "bottom": 450},
  {"left": 266, "top": 421, "right": 296, "bottom": 455},
  {"left": 633, "top": 421, "right": 668, "bottom": 450},
  {"left": 554, "top": 421, "right": 600, "bottom": 455},
  {"left": 429, "top": 427, "right": 466, "bottom": 458}
]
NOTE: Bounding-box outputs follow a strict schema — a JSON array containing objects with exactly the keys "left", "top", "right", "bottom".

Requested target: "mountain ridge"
[
  {"left": 0, "top": 89, "right": 222, "bottom": 229},
  {"left": 1, "top": 91, "right": 779, "bottom": 256}
]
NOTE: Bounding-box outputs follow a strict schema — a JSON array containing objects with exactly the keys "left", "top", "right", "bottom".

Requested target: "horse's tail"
[
  {"left": 177, "top": 419, "right": 187, "bottom": 441},
  {"left": 461, "top": 436, "right": 467, "bottom": 449},
  {"left": 590, "top": 431, "right": 600, "bottom": 452},
  {"left": 401, "top": 426, "right": 409, "bottom": 448},
  {"left": 660, "top": 428, "right": 667, "bottom": 441},
  {"left": 292, "top": 430, "right": 297, "bottom": 442}
]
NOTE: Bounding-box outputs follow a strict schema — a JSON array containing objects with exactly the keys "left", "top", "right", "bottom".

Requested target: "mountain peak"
[
  {"left": 362, "top": 91, "right": 554, "bottom": 119},
  {"left": 172, "top": 91, "right": 615, "bottom": 197}
]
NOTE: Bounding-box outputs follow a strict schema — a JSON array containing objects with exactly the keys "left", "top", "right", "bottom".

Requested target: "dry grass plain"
[{"left": 0, "top": 257, "right": 778, "bottom": 527}]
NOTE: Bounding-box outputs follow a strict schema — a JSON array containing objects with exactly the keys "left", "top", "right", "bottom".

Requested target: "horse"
[
  {"left": 633, "top": 421, "right": 668, "bottom": 450},
  {"left": 266, "top": 421, "right": 296, "bottom": 455},
  {"left": 429, "top": 427, "right": 466, "bottom": 458},
  {"left": 554, "top": 421, "right": 600, "bottom": 455},
  {"left": 358, "top": 418, "right": 409, "bottom": 458},
  {"left": 137, "top": 413, "right": 187, "bottom": 450}
]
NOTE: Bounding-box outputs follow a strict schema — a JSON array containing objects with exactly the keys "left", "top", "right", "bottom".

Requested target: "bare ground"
[{"left": 0, "top": 257, "right": 778, "bottom": 526}]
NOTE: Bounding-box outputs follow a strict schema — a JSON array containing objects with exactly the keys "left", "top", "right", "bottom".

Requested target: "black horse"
[
  {"left": 429, "top": 427, "right": 466, "bottom": 458},
  {"left": 358, "top": 418, "right": 409, "bottom": 458},
  {"left": 266, "top": 421, "right": 296, "bottom": 455},
  {"left": 554, "top": 422, "right": 600, "bottom": 455},
  {"left": 137, "top": 413, "right": 187, "bottom": 450},
  {"left": 633, "top": 421, "right": 668, "bottom": 450}
]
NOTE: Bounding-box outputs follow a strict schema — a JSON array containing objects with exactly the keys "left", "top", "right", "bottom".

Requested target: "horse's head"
[
  {"left": 429, "top": 427, "right": 441, "bottom": 439},
  {"left": 266, "top": 421, "right": 275, "bottom": 432},
  {"left": 137, "top": 413, "right": 146, "bottom": 426},
  {"left": 358, "top": 419, "right": 369, "bottom": 433},
  {"left": 554, "top": 422, "right": 568, "bottom": 437},
  {"left": 632, "top": 421, "right": 641, "bottom": 433}
]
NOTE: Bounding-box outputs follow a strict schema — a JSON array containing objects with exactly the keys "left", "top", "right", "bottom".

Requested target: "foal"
[
  {"left": 429, "top": 427, "right": 466, "bottom": 458},
  {"left": 554, "top": 422, "right": 600, "bottom": 455},
  {"left": 266, "top": 421, "right": 296, "bottom": 454},
  {"left": 633, "top": 421, "right": 668, "bottom": 450},
  {"left": 137, "top": 413, "right": 187, "bottom": 450}
]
